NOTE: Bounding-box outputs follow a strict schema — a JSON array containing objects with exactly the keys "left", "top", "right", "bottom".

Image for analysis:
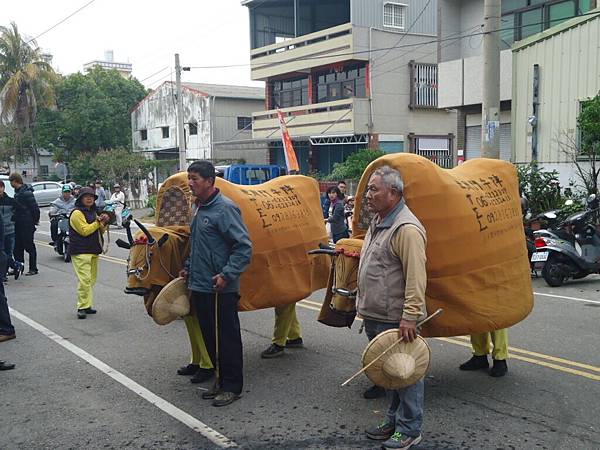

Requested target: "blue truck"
[{"left": 215, "top": 164, "right": 286, "bottom": 185}]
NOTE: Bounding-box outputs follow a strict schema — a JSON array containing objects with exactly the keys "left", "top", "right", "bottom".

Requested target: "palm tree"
[{"left": 0, "top": 21, "right": 57, "bottom": 173}]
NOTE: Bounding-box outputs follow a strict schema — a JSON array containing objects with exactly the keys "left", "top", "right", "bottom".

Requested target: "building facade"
[
  {"left": 438, "top": 0, "right": 597, "bottom": 162},
  {"left": 131, "top": 81, "right": 269, "bottom": 178},
  {"left": 84, "top": 50, "right": 133, "bottom": 79},
  {"left": 512, "top": 9, "right": 600, "bottom": 186},
  {"left": 243, "top": 0, "right": 458, "bottom": 174}
]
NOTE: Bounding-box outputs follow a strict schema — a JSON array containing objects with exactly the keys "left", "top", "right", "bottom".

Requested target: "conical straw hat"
[
  {"left": 152, "top": 277, "right": 190, "bottom": 325},
  {"left": 361, "top": 330, "right": 430, "bottom": 389}
]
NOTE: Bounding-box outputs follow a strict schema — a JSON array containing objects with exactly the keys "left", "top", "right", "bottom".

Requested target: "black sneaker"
[
  {"left": 365, "top": 421, "right": 395, "bottom": 441},
  {"left": 459, "top": 355, "right": 489, "bottom": 371},
  {"left": 77, "top": 310, "right": 87, "bottom": 319},
  {"left": 14, "top": 263, "right": 24, "bottom": 280},
  {"left": 177, "top": 363, "right": 199, "bottom": 376},
  {"left": 261, "top": 343, "right": 285, "bottom": 359},
  {"left": 363, "top": 384, "right": 386, "bottom": 399},
  {"left": 285, "top": 338, "right": 304, "bottom": 348},
  {"left": 84, "top": 308, "right": 97, "bottom": 314},
  {"left": 25, "top": 269, "right": 39, "bottom": 276},
  {"left": 490, "top": 359, "right": 508, "bottom": 377},
  {"left": 191, "top": 368, "right": 215, "bottom": 384}
]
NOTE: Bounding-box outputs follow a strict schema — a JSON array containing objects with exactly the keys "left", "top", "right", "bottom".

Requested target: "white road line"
[
  {"left": 9, "top": 307, "right": 237, "bottom": 449},
  {"left": 534, "top": 292, "right": 600, "bottom": 305}
]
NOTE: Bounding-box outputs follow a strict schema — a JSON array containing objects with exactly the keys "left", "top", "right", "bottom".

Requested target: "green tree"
[
  {"left": 0, "top": 22, "right": 58, "bottom": 171},
  {"left": 36, "top": 66, "right": 147, "bottom": 156},
  {"left": 327, "top": 148, "right": 385, "bottom": 181},
  {"left": 558, "top": 93, "right": 600, "bottom": 196}
]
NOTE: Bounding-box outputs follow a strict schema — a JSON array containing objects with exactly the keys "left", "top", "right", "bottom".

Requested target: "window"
[
  {"left": 189, "top": 122, "right": 198, "bottom": 135},
  {"left": 270, "top": 77, "right": 309, "bottom": 108},
  {"left": 410, "top": 62, "right": 438, "bottom": 108},
  {"left": 40, "top": 165, "right": 49, "bottom": 176},
  {"left": 502, "top": 0, "right": 587, "bottom": 45},
  {"left": 314, "top": 64, "right": 368, "bottom": 104},
  {"left": 161, "top": 126, "right": 169, "bottom": 139},
  {"left": 383, "top": 2, "right": 406, "bottom": 30},
  {"left": 140, "top": 129, "right": 147, "bottom": 141},
  {"left": 237, "top": 117, "right": 252, "bottom": 130}
]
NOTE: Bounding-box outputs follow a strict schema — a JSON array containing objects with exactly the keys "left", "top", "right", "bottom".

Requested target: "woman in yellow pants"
[
  {"left": 260, "top": 303, "right": 303, "bottom": 358},
  {"left": 68, "top": 187, "right": 110, "bottom": 319}
]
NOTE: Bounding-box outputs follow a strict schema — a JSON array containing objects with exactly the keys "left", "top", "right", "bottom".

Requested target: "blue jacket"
[{"left": 186, "top": 190, "right": 252, "bottom": 294}]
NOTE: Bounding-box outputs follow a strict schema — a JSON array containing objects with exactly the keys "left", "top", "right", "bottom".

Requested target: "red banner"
[{"left": 277, "top": 109, "right": 300, "bottom": 173}]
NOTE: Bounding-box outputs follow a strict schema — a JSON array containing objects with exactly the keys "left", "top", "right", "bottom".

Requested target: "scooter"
[
  {"left": 102, "top": 200, "right": 133, "bottom": 228},
  {"left": 50, "top": 213, "right": 71, "bottom": 263},
  {"left": 531, "top": 195, "right": 600, "bottom": 286}
]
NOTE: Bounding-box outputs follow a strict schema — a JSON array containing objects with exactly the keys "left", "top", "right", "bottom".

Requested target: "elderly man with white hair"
[{"left": 358, "top": 165, "right": 428, "bottom": 450}]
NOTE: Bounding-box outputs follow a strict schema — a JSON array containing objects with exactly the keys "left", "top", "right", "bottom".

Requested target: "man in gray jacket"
[
  {"left": 180, "top": 160, "right": 252, "bottom": 407},
  {"left": 358, "top": 166, "right": 427, "bottom": 450}
]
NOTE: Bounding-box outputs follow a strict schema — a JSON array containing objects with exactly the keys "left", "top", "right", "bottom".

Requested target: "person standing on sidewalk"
[
  {"left": 69, "top": 187, "right": 110, "bottom": 319},
  {"left": 9, "top": 173, "right": 40, "bottom": 276},
  {"left": 95, "top": 180, "right": 106, "bottom": 210},
  {"left": 179, "top": 160, "right": 252, "bottom": 407},
  {"left": 0, "top": 214, "right": 16, "bottom": 344},
  {"left": 109, "top": 184, "right": 125, "bottom": 228},
  {"left": 0, "top": 181, "right": 24, "bottom": 281},
  {"left": 359, "top": 166, "right": 428, "bottom": 450}
]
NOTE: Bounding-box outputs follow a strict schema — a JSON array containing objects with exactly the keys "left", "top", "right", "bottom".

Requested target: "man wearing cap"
[
  {"left": 179, "top": 160, "right": 252, "bottom": 407},
  {"left": 109, "top": 184, "right": 126, "bottom": 229},
  {"left": 49, "top": 185, "right": 76, "bottom": 247},
  {"left": 358, "top": 165, "right": 427, "bottom": 450}
]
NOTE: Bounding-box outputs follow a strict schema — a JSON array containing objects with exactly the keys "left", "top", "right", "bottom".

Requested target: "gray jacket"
[
  {"left": 0, "top": 193, "right": 15, "bottom": 235},
  {"left": 186, "top": 190, "right": 252, "bottom": 294},
  {"left": 327, "top": 200, "right": 348, "bottom": 237},
  {"left": 49, "top": 196, "right": 76, "bottom": 216}
]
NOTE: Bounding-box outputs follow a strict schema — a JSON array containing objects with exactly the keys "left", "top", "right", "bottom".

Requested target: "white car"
[
  {"left": 32, "top": 181, "right": 63, "bottom": 206},
  {"left": 0, "top": 175, "right": 15, "bottom": 197}
]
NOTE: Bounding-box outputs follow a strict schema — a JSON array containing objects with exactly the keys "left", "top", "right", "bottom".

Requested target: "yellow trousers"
[
  {"left": 471, "top": 329, "right": 509, "bottom": 360},
  {"left": 183, "top": 315, "right": 213, "bottom": 369},
  {"left": 72, "top": 254, "right": 99, "bottom": 310},
  {"left": 272, "top": 303, "right": 302, "bottom": 347}
]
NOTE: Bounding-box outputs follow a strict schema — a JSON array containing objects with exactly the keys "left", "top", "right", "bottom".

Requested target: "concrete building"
[
  {"left": 243, "top": 0, "right": 458, "bottom": 174},
  {"left": 512, "top": 9, "right": 600, "bottom": 186},
  {"left": 438, "top": 0, "right": 596, "bottom": 162},
  {"left": 131, "top": 81, "right": 268, "bottom": 176},
  {"left": 84, "top": 50, "right": 132, "bottom": 78}
]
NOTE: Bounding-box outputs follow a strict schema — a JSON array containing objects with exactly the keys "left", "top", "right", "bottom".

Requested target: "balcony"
[
  {"left": 252, "top": 98, "right": 370, "bottom": 140},
  {"left": 250, "top": 23, "right": 367, "bottom": 81}
]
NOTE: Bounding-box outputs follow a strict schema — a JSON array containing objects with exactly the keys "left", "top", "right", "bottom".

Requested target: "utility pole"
[
  {"left": 175, "top": 53, "right": 187, "bottom": 171},
  {"left": 481, "top": 0, "right": 501, "bottom": 159}
]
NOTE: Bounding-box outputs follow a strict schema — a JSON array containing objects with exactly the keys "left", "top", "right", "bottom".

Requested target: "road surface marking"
[
  {"left": 533, "top": 292, "right": 600, "bottom": 305},
  {"left": 34, "top": 239, "right": 128, "bottom": 266},
  {"left": 438, "top": 337, "right": 600, "bottom": 382},
  {"left": 9, "top": 307, "right": 238, "bottom": 448},
  {"left": 45, "top": 249, "right": 599, "bottom": 382}
]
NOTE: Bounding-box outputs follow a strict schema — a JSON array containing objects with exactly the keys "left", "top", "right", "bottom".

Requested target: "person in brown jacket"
[{"left": 358, "top": 166, "right": 427, "bottom": 450}]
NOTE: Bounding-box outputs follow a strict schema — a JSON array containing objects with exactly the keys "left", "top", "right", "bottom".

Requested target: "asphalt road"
[{"left": 1, "top": 208, "right": 599, "bottom": 449}]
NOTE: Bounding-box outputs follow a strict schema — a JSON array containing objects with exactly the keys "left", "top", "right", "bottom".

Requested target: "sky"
[{"left": 2, "top": 0, "right": 263, "bottom": 89}]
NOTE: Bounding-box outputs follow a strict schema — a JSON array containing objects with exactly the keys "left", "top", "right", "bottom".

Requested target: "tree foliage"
[
  {"left": 327, "top": 148, "right": 385, "bottom": 181},
  {"left": 558, "top": 93, "right": 600, "bottom": 196},
  {"left": 36, "top": 67, "right": 147, "bottom": 155},
  {"left": 517, "top": 163, "right": 569, "bottom": 215},
  {"left": 0, "top": 21, "right": 58, "bottom": 169}
]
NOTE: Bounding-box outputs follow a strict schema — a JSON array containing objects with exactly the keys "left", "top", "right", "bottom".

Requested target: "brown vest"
[{"left": 357, "top": 201, "right": 426, "bottom": 323}]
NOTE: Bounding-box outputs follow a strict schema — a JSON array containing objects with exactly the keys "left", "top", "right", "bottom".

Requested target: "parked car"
[
  {"left": 215, "top": 164, "right": 286, "bottom": 185},
  {"left": 0, "top": 175, "right": 15, "bottom": 197},
  {"left": 32, "top": 181, "right": 63, "bottom": 206}
]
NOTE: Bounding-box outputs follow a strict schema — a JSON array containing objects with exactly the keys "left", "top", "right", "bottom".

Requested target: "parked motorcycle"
[
  {"left": 531, "top": 195, "right": 600, "bottom": 286},
  {"left": 50, "top": 213, "right": 71, "bottom": 263}
]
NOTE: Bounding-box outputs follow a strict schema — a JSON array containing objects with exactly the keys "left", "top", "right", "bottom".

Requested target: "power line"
[
  {"left": 138, "top": 66, "right": 170, "bottom": 83},
  {"left": 28, "top": 0, "right": 97, "bottom": 43}
]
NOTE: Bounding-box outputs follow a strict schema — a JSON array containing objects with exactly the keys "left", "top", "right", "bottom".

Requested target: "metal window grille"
[
  {"left": 410, "top": 62, "right": 438, "bottom": 109},
  {"left": 415, "top": 138, "right": 452, "bottom": 168},
  {"left": 383, "top": 3, "right": 406, "bottom": 29}
]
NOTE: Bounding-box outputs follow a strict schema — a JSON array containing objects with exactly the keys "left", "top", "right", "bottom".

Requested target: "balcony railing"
[
  {"left": 250, "top": 23, "right": 366, "bottom": 80},
  {"left": 252, "top": 98, "right": 369, "bottom": 140}
]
